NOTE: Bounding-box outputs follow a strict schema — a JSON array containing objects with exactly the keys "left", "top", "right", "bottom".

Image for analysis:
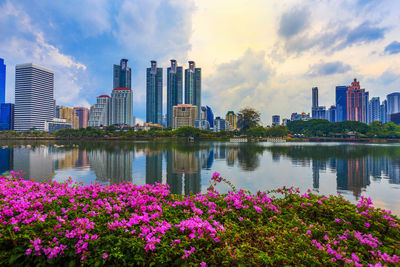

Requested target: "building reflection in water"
[
  {"left": 87, "top": 148, "right": 133, "bottom": 183},
  {"left": 145, "top": 151, "right": 162, "bottom": 185}
]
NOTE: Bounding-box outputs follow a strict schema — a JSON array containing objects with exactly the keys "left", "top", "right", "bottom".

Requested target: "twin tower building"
[
  {"left": 147, "top": 59, "right": 201, "bottom": 128},
  {"left": 87, "top": 59, "right": 201, "bottom": 128}
]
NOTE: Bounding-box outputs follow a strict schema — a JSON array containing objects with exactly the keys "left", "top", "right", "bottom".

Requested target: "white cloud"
[{"left": 0, "top": 0, "right": 88, "bottom": 107}]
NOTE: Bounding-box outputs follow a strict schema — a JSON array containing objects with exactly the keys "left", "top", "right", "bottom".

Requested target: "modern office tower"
[
  {"left": 369, "top": 97, "right": 381, "bottom": 123},
  {"left": 226, "top": 111, "right": 237, "bottom": 129},
  {"left": 0, "top": 58, "right": 6, "bottom": 103},
  {"left": 336, "top": 86, "right": 348, "bottom": 122},
  {"left": 146, "top": 61, "right": 163, "bottom": 124},
  {"left": 74, "top": 107, "right": 89, "bottom": 128},
  {"left": 214, "top": 117, "right": 230, "bottom": 132},
  {"left": 272, "top": 115, "right": 280, "bottom": 126},
  {"left": 0, "top": 103, "right": 14, "bottom": 130},
  {"left": 346, "top": 78, "right": 367, "bottom": 123},
  {"left": 14, "top": 63, "right": 55, "bottom": 132},
  {"left": 194, "top": 119, "right": 210, "bottom": 130},
  {"left": 88, "top": 95, "right": 110, "bottom": 127},
  {"left": 56, "top": 106, "right": 79, "bottom": 129},
  {"left": 380, "top": 100, "right": 388, "bottom": 123},
  {"left": 387, "top": 93, "right": 400, "bottom": 119},
  {"left": 328, "top": 105, "right": 337, "bottom": 123},
  {"left": 113, "top": 59, "right": 131, "bottom": 89},
  {"left": 167, "top": 59, "right": 183, "bottom": 127},
  {"left": 311, "top": 87, "right": 318, "bottom": 118},
  {"left": 173, "top": 104, "right": 198, "bottom": 129},
  {"left": 110, "top": 87, "right": 134, "bottom": 126},
  {"left": 185, "top": 61, "right": 201, "bottom": 118},
  {"left": 206, "top": 106, "right": 214, "bottom": 128},
  {"left": 365, "top": 91, "right": 369, "bottom": 123},
  {"left": 313, "top": 106, "right": 327, "bottom": 120}
]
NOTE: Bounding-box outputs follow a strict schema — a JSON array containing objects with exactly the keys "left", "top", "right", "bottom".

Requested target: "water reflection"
[{"left": 1, "top": 141, "right": 400, "bottom": 212}]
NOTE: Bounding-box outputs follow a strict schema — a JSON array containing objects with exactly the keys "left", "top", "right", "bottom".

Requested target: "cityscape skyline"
[{"left": 1, "top": 1, "right": 400, "bottom": 124}]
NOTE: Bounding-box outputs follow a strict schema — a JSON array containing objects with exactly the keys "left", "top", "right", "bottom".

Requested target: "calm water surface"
[{"left": 1, "top": 140, "right": 400, "bottom": 215}]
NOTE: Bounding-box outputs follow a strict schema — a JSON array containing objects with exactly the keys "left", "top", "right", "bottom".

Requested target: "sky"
[{"left": 1, "top": 0, "right": 400, "bottom": 124}]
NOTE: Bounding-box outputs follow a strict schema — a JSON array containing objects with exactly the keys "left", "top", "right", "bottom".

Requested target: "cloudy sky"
[{"left": 1, "top": 0, "right": 400, "bottom": 124}]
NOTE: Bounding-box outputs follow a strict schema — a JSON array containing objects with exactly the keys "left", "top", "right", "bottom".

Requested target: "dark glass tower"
[
  {"left": 167, "top": 59, "right": 183, "bottom": 127},
  {"left": 146, "top": 61, "right": 163, "bottom": 124},
  {"left": 185, "top": 61, "right": 201, "bottom": 119},
  {"left": 113, "top": 59, "right": 131, "bottom": 89},
  {"left": 336, "top": 86, "right": 348, "bottom": 122},
  {"left": 0, "top": 58, "right": 5, "bottom": 104}
]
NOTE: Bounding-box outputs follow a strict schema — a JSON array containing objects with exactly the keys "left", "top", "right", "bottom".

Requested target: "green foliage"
[
  {"left": 237, "top": 107, "right": 261, "bottom": 132},
  {"left": 287, "top": 119, "right": 400, "bottom": 138}
]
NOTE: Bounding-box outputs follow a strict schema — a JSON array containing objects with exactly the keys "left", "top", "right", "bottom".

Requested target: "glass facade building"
[
  {"left": 146, "top": 61, "right": 163, "bottom": 124},
  {"left": 328, "top": 105, "right": 336, "bottom": 123},
  {"left": 110, "top": 87, "right": 134, "bottom": 126},
  {"left": 113, "top": 59, "right": 131, "bottom": 89},
  {"left": 0, "top": 103, "right": 14, "bottom": 130},
  {"left": 387, "top": 93, "right": 400, "bottom": 121},
  {"left": 206, "top": 106, "right": 214, "bottom": 128},
  {"left": 0, "top": 58, "right": 5, "bottom": 104},
  {"left": 167, "top": 59, "right": 183, "bottom": 127},
  {"left": 185, "top": 61, "right": 201, "bottom": 119},
  {"left": 335, "top": 86, "right": 348, "bottom": 122},
  {"left": 14, "top": 63, "right": 55, "bottom": 132},
  {"left": 368, "top": 97, "right": 381, "bottom": 123}
]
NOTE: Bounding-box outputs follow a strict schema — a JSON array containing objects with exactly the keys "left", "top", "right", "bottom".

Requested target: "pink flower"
[
  {"left": 364, "top": 222, "right": 370, "bottom": 228},
  {"left": 26, "top": 249, "right": 32, "bottom": 255},
  {"left": 102, "top": 253, "right": 108, "bottom": 259},
  {"left": 13, "top": 226, "right": 20, "bottom": 232},
  {"left": 238, "top": 217, "right": 244, "bottom": 221},
  {"left": 200, "top": 262, "right": 207, "bottom": 267}
]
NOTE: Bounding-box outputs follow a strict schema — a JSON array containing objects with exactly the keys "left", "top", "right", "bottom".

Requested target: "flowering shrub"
[{"left": 0, "top": 171, "right": 399, "bottom": 266}]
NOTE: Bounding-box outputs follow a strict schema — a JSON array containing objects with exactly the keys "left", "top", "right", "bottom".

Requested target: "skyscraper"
[
  {"left": 206, "top": 106, "right": 214, "bottom": 128},
  {"left": 185, "top": 61, "right": 201, "bottom": 118},
  {"left": 328, "top": 105, "right": 336, "bottom": 123},
  {"left": 369, "top": 97, "right": 380, "bottom": 123},
  {"left": 346, "top": 78, "right": 367, "bottom": 123},
  {"left": 110, "top": 87, "right": 134, "bottom": 126},
  {"left": 113, "top": 59, "right": 131, "bottom": 89},
  {"left": 0, "top": 103, "right": 14, "bottom": 130},
  {"left": 14, "top": 63, "right": 55, "bottom": 132},
  {"left": 167, "top": 59, "right": 183, "bottom": 127},
  {"left": 0, "top": 58, "right": 5, "bottom": 104},
  {"left": 56, "top": 106, "right": 79, "bottom": 129},
  {"left": 380, "top": 100, "right": 388, "bottom": 123},
  {"left": 311, "top": 87, "right": 318, "bottom": 119},
  {"left": 74, "top": 107, "right": 89, "bottom": 128},
  {"left": 173, "top": 104, "right": 197, "bottom": 129},
  {"left": 387, "top": 93, "right": 400, "bottom": 119},
  {"left": 272, "top": 115, "right": 280, "bottom": 126},
  {"left": 226, "top": 111, "right": 237, "bottom": 129},
  {"left": 336, "top": 86, "right": 348, "bottom": 122},
  {"left": 146, "top": 61, "right": 163, "bottom": 124},
  {"left": 88, "top": 95, "right": 110, "bottom": 127}
]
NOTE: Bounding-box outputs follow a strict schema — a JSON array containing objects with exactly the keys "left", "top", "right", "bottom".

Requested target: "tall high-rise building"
[
  {"left": 88, "top": 95, "right": 110, "bottom": 127},
  {"left": 226, "top": 111, "right": 237, "bottom": 129},
  {"left": 346, "top": 78, "right": 367, "bottom": 123},
  {"left": 387, "top": 93, "right": 400, "bottom": 121},
  {"left": 365, "top": 91, "right": 369, "bottom": 123},
  {"left": 312, "top": 87, "right": 318, "bottom": 108},
  {"left": 369, "top": 97, "right": 380, "bottom": 123},
  {"left": 0, "top": 103, "right": 14, "bottom": 130},
  {"left": 272, "top": 115, "right": 280, "bottom": 126},
  {"left": 0, "top": 58, "right": 6, "bottom": 104},
  {"left": 206, "top": 106, "right": 214, "bottom": 128},
  {"left": 380, "top": 100, "right": 388, "bottom": 123},
  {"left": 328, "top": 105, "right": 336, "bottom": 123},
  {"left": 14, "top": 63, "right": 55, "bottom": 132},
  {"left": 185, "top": 61, "right": 201, "bottom": 118},
  {"left": 146, "top": 61, "right": 163, "bottom": 124},
  {"left": 173, "top": 104, "right": 197, "bottom": 129},
  {"left": 110, "top": 87, "right": 134, "bottom": 126},
  {"left": 56, "top": 106, "right": 79, "bottom": 129},
  {"left": 336, "top": 86, "right": 348, "bottom": 122},
  {"left": 167, "top": 59, "right": 183, "bottom": 127},
  {"left": 214, "top": 117, "right": 230, "bottom": 132},
  {"left": 113, "top": 59, "right": 131, "bottom": 89},
  {"left": 74, "top": 107, "right": 89, "bottom": 128}
]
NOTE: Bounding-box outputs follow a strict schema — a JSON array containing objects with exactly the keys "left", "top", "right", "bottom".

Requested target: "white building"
[
  {"left": 214, "top": 117, "right": 230, "bottom": 132},
  {"left": 109, "top": 87, "right": 134, "bottom": 126},
  {"left": 14, "top": 63, "right": 55, "bottom": 131},
  {"left": 88, "top": 95, "right": 110, "bottom": 127}
]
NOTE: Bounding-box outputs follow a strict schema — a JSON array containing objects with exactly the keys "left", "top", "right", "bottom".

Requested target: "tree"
[{"left": 237, "top": 107, "right": 261, "bottom": 132}]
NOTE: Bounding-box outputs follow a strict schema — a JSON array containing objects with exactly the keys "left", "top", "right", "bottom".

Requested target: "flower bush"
[{"left": 0, "top": 171, "right": 399, "bottom": 266}]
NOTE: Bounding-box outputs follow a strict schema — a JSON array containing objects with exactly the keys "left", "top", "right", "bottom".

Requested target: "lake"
[{"left": 1, "top": 140, "right": 400, "bottom": 215}]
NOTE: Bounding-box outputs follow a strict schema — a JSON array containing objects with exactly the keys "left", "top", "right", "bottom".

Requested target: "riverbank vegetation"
[{"left": 0, "top": 172, "right": 399, "bottom": 266}]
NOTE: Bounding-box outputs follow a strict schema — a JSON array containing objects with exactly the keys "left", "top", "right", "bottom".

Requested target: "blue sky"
[{"left": 1, "top": 0, "right": 400, "bottom": 124}]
